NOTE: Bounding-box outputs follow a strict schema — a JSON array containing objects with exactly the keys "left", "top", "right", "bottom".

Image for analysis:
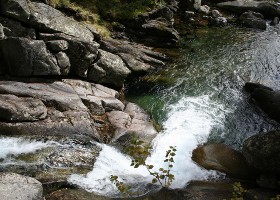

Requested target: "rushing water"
[
  {"left": 68, "top": 25, "right": 280, "bottom": 196},
  {"left": 1, "top": 25, "right": 280, "bottom": 197}
]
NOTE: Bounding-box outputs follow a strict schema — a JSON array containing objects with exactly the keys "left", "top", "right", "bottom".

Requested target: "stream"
[{"left": 1, "top": 24, "right": 280, "bottom": 197}]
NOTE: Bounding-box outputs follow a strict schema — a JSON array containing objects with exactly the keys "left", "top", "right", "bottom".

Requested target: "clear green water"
[{"left": 127, "top": 25, "right": 280, "bottom": 149}]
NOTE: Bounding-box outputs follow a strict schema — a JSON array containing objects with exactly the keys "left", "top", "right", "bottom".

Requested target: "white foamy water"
[
  {"left": 69, "top": 95, "right": 228, "bottom": 195},
  {"left": 0, "top": 137, "right": 56, "bottom": 160}
]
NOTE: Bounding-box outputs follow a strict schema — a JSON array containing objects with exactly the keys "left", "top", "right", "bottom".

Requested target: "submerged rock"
[
  {"left": 0, "top": 172, "right": 43, "bottom": 200},
  {"left": 192, "top": 143, "right": 255, "bottom": 179},
  {"left": 239, "top": 11, "right": 266, "bottom": 30},
  {"left": 244, "top": 82, "right": 280, "bottom": 123}
]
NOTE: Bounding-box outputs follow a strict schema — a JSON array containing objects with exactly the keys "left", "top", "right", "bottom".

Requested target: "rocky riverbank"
[{"left": 1, "top": 0, "right": 280, "bottom": 199}]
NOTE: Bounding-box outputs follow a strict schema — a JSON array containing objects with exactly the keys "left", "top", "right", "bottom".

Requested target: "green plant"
[
  {"left": 231, "top": 182, "right": 247, "bottom": 200},
  {"left": 110, "top": 138, "right": 176, "bottom": 196}
]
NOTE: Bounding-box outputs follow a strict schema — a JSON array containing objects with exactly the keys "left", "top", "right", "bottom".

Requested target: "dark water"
[{"left": 127, "top": 25, "right": 280, "bottom": 149}]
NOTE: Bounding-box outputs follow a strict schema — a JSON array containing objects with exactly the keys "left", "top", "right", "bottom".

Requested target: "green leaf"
[
  {"left": 160, "top": 175, "right": 165, "bottom": 179},
  {"left": 152, "top": 178, "right": 158, "bottom": 183},
  {"left": 148, "top": 165, "right": 154, "bottom": 169}
]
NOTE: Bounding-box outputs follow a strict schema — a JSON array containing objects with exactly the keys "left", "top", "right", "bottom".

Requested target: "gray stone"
[
  {"left": 107, "top": 111, "right": 132, "bottom": 138},
  {"left": 0, "top": 81, "right": 87, "bottom": 111},
  {"left": 0, "top": 0, "right": 30, "bottom": 22},
  {"left": 0, "top": 37, "right": 60, "bottom": 76},
  {"left": 0, "top": 23, "right": 4, "bottom": 40},
  {"left": 87, "top": 50, "right": 131, "bottom": 88},
  {"left": 0, "top": 94, "right": 47, "bottom": 122},
  {"left": 0, "top": 172, "right": 43, "bottom": 200},
  {"left": 239, "top": 11, "right": 266, "bottom": 30},
  {"left": 211, "top": 9, "right": 222, "bottom": 18},
  {"left": 46, "top": 40, "right": 69, "bottom": 52},
  {"left": 0, "top": 16, "right": 34, "bottom": 38},
  {"left": 101, "top": 39, "right": 166, "bottom": 73},
  {"left": 39, "top": 32, "right": 99, "bottom": 78},
  {"left": 213, "top": 17, "right": 227, "bottom": 26},
  {"left": 28, "top": 2, "right": 94, "bottom": 42},
  {"left": 218, "top": 0, "right": 280, "bottom": 18},
  {"left": 185, "top": 11, "right": 195, "bottom": 19},
  {"left": 55, "top": 51, "right": 71, "bottom": 75},
  {"left": 82, "top": 96, "right": 105, "bottom": 116},
  {"left": 92, "top": 83, "right": 119, "bottom": 98},
  {"left": 271, "top": 16, "right": 279, "bottom": 26},
  {"left": 198, "top": 5, "right": 210, "bottom": 14},
  {"left": 101, "top": 97, "right": 125, "bottom": 112}
]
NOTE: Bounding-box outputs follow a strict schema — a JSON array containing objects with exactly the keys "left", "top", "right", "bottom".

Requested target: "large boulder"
[
  {"left": 217, "top": 0, "right": 280, "bottom": 18},
  {"left": 101, "top": 39, "right": 166, "bottom": 74},
  {"left": 0, "top": 0, "right": 30, "bottom": 22},
  {"left": 243, "top": 130, "right": 280, "bottom": 175},
  {"left": 87, "top": 49, "right": 131, "bottom": 88},
  {"left": 192, "top": 143, "right": 255, "bottom": 179},
  {"left": 0, "top": 37, "right": 62, "bottom": 76},
  {"left": 0, "top": 172, "right": 43, "bottom": 200},
  {"left": 244, "top": 82, "right": 280, "bottom": 123},
  {"left": 239, "top": 11, "right": 266, "bottom": 30},
  {"left": 0, "top": 94, "right": 47, "bottom": 122}
]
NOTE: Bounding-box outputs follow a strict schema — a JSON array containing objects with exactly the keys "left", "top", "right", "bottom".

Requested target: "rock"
[
  {"left": 0, "top": 94, "right": 47, "bottom": 122},
  {"left": 244, "top": 188, "right": 279, "bottom": 200},
  {"left": 92, "top": 83, "right": 119, "bottom": 98},
  {"left": 87, "top": 49, "right": 131, "bottom": 88},
  {"left": 28, "top": 2, "right": 94, "bottom": 42},
  {"left": 243, "top": 130, "right": 280, "bottom": 175},
  {"left": 46, "top": 40, "right": 69, "bottom": 52},
  {"left": 0, "top": 0, "right": 30, "bottom": 22},
  {"left": 179, "top": 0, "right": 201, "bottom": 11},
  {"left": 46, "top": 188, "right": 111, "bottom": 200},
  {"left": 256, "top": 174, "right": 280, "bottom": 190},
  {"left": 192, "top": 143, "right": 255, "bottom": 179},
  {"left": 271, "top": 17, "right": 279, "bottom": 26},
  {"left": 211, "top": 16, "right": 228, "bottom": 26},
  {"left": 217, "top": 0, "right": 280, "bottom": 18},
  {"left": 101, "top": 98, "right": 125, "bottom": 112},
  {"left": 185, "top": 11, "right": 195, "bottom": 19},
  {"left": 82, "top": 95, "right": 105, "bottom": 115},
  {"left": 55, "top": 51, "right": 71, "bottom": 75},
  {"left": 198, "top": 5, "right": 210, "bottom": 14},
  {"left": 114, "top": 103, "right": 157, "bottom": 146},
  {"left": 0, "top": 172, "right": 43, "bottom": 200},
  {"left": 0, "top": 81, "right": 99, "bottom": 139},
  {"left": 0, "top": 23, "right": 4, "bottom": 39},
  {"left": 211, "top": 10, "right": 223, "bottom": 18},
  {"left": 149, "top": 6, "right": 174, "bottom": 23},
  {"left": 0, "top": 37, "right": 61, "bottom": 76},
  {"left": 239, "top": 11, "right": 266, "bottom": 30},
  {"left": 107, "top": 111, "right": 132, "bottom": 138},
  {"left": 244, "top": 82, "right": 280, "bottom": 123},
  {"left": 101, "top": 39, "right": 166, "bottom": 74},
  {"left": 0, "top": 16, "right": 35, "bottom": 38},
  {"left": 39, "top": 32, "right": 99, "bottom": 78},
  {"left": 142, "top": 18, "right": 179, "bottom": 44}
]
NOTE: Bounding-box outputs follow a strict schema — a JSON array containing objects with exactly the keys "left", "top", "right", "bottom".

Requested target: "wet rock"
[
  {"left": 244, "top": 188, "right": 279, "bottom": 200},
  {"left": 0, "top": 37, "right": 61, "bottom": 76},
  {"left": 149, "top": 6, "right": 174, "bottom": 23},
  {"left": 0, "top": 172, "right": 43, "bottom": 200},
  {"left": 217, "top": 0, "right": 280, "bottom": 18},
  {"left": 55, "top": 52, "right": 71, "bottom": 75},
  {"left": 243, "top": 130, "right": 280, "bottom": 175},
  {"left": 46, "top": 40, "right": 69, "bottom": 52},
  {"left": 114, "top": 103, "right": 158, "bottom": 146},
  {"left": 192, "top": 143, "right": 255, "bottom": 179},
  {"left": 211, "top": 10, "right": 222, "bottom": 18},
  {"left": 212, "top": 17, "right": 227, "bottom": 26},
  {"left": 0, "top": 0, "right": 30, "bottom": 22},
  {"left": 0, "top": 94, "right": 47, "bottom": 122},
  {"left": 239, "top": 11, "right": 266, "bottom": 30},
  {"left": 185, "top": 11, "right": 195, "bottom": 19},
  {"left": 46, "top": 188, "right": 111, "bottom": 200},
  {"left": 271, "top": 17, "right": 280, "bottom": 26},
  {"left": 244, "top": 82, "right": 280, "bottom": 123},
  {"left": 87, "top": 49, "right": 131, "bottom": 88}
]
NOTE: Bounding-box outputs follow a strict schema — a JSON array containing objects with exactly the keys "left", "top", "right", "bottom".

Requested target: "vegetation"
[
  {"left": 49, "top": 0, "right": 166, "bottom": 38},
  {"left": 110, "top": 138, "right": 176, "bottom": 196}
]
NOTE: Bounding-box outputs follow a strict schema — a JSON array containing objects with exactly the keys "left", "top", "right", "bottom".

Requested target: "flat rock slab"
[
  {"left": 0, "top": 94, "right": 47, "bottom": 122},
  {"left": 0, "top": 172, "right": 43, "bottom": 200}
]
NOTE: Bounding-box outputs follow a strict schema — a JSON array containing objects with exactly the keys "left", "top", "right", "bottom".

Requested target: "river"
[{"left": 1, "top": 24, "right": 280, "bottom": 197}]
